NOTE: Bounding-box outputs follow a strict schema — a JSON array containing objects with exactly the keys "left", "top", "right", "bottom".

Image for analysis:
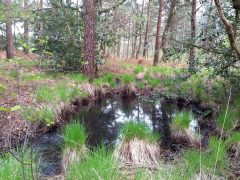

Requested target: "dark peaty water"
[{"left": 33, "top": 96, "right": 200, "bottom": 176}]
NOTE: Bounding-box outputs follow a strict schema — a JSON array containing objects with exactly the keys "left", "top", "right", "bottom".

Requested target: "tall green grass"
[
  {"left": 66, "top": 146, "right": 118, "bottom": 179},
  {"left": 172, "top": 111, "right": 192, "bottom": 129},
  {"left": 0, "top": 150, "right": 36, "bottom": 179},
  {"left": 62, "top": 122, "right": 87, "bottom": 149},
  {"left": 120, "top": 74, "right": 135, "bottom": 84},
  {"left": 67, "top": 73, "right": 88, "bottom": 83},
  {"left": 121, "top": 121, "right": 159, "bottom": 143},
  {"left": 93, "top": 73, "right": 116, "bottom": 87},
  {"left": 36, "top": 85, "right": 81, "bottom": 103}
]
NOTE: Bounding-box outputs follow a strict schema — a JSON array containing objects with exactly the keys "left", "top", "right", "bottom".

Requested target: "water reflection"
[{"left": 73, "top": 97, "right": 199, "bottom": 147}]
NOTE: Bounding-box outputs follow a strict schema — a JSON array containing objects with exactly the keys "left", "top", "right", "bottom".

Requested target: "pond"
[{"left": 33, "top": 96, "right": 201, "bottom": 176}]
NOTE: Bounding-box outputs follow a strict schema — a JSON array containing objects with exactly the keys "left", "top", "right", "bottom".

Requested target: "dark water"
[{"left": 34, "top": 96, "right": 200, "bottom": 176}]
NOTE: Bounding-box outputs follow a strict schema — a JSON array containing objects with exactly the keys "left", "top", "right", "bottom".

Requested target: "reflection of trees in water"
[
  {"left": 73, "top": 98, "right": 188, "bottom": 148},
  {"left": 75, "top": 99, "right": 119, "bottom": 147}
]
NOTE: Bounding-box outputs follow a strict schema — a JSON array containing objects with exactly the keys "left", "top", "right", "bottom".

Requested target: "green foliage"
[
  {"left": 133, "top": 65, "right": 144, "bottom": 74},
  {"left": 216, "top": 109, "right": 235, "bottom": 131},
  {"left": 36, "top": 86, "right": 54, "bottom": 102},
  {"left": 182, "top": 136, "right": 228, "bottom": 177},
  {"left": 66, "top": 146, "right": 118, "bottom": 179},
  {"left": 62, "top": 122, "right": 87, "bottom": 149},
  {"left": 227, "top": 132, "right": 240, "bottom": 144},
  {"left": 36, "top": 85, "right": 81, "bottom": 103},
  {"left": 147, "top": 78, "right": 161, "bottom": 88},
  {"left": 120, "top": 74, "right": 135, "bottom": 84},
  {"left": 172, "top": 111, "right": 192, "bottom": 129},
  {"left": 67, "top": 73, "right": 88, "bottom": 83},
  {"left": 8, "top": 69, "right": 18, "bottom": 78},
  {"left": 121, "top": 121, "right": 159, "bottom": 143},
  {"left": 21, "top": 106, "right": 55, "bottom": 126},
  {"left": 22, "top": 73, "right": 51, "bottom": 81},
  {"left": 93, "top": 73, "right": 116, "bottom": 87},
  {"left": 0, "top": 150, "right": 36, "bottom": 179},
  {"left": 0, "top": 83, "right": 6, "bottom": 94}
]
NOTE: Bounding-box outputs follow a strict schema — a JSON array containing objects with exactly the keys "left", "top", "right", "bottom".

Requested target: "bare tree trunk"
[
  {"left": 6, "top": 0, "right": 14, "bottom": 59},
  {"left": 23, "top": 0, "right": 29, "bottom": 53},
  {"left": 82, "top": 0, "right": 96, "bottom": 78},
  {"left": 143, "top": 0, "right": 151, "bottom": 58},
  {"left": 126, "top": 36, "right": 130, "bottom": 59},
  {"left": 153, "top": 0, "right": 163, "bottom": 66},
  {"left": 136, "top": 0, "right": 145, "bottom": 59},
  {"left": 189, "top": 0, "right": 196, "bottom": 72},
  {"left": 161, "top": 0, "right": 176, "bottom": 62},
  {"left": 117, "top": 36, "right": 121, "bottom": 58}
]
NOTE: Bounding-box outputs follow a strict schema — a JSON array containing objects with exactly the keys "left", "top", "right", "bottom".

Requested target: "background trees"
[{"left": 0, "top": 0, "right": 238, "bottom": 82}]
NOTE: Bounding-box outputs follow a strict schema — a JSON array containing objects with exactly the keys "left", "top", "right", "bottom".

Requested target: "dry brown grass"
[
  {"left": 62, "top": 147, "right": 87, "bottom": 173},
  {"left": 114, "top": 138, "right": 160, "bottom": 170},
  {"left": 171, "top": 128, "right": 201, "bottom": 148}
]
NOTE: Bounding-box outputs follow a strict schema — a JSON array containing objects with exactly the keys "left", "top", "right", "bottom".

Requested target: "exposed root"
[
  {"left": 114, "top": 138, "right": 160, "bottom": 170},
  {"left": 171, "top": 128, "right": 201, "bottom": 148}
]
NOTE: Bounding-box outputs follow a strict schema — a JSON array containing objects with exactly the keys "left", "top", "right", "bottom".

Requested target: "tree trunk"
[
  {"left": 6, "top": 0, "right": 14, "bottom": 59},
  {"left": 153, "top": 0, "right": 163, "bottom": 66},
  {"left": 136, "top": 0, "right": 145, "bottom": 59},
  {"left": 23, "top": 0, "right": 29, "bottom": 53},
  {"left": 189, "top": 0, "right": 196, "bottom": 72},
  {"left": 161, "top": 0, "right": 176, "bottom": 62},
  {"left": 82, "top": 0, "right": 96, "bottom": 78},
  {"left": 117, "top": 36, "right": 121, "bottom": 58},
  {"left": 143, "top": 0, "right": 151, "bottom": 58}
]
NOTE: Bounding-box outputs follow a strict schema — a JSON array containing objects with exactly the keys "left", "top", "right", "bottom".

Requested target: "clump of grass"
[
  {"left": 21, "top": 73, "right": 50, "bottom": 81},
  {"left": 121, "top": 121, "right": 159, "bottom": 143},
  {"left": 133, "top": 65, "right": 144, "bottom": 74},
  {"left": 62, "top": 122, "right": 87, "bottom": 149},
  {"left": 66, "top": 146, "right": 118, "bottom": 179},
  {"left": 8, "top": 69, "right": 18, "bottom": 78},
  {"left": 172, "top": 111, "right": 192, "bottom": 129},
  {"left": 147, "top": 78, "right": 161, "bottom": 88},
  {"left": 67, "top": 73, "right": 88, "bottom": 83},
  {"left": 62, "top": 122, "right": 88, "bottom": 172},
  {"left": 216, "top": 108, "right": 235, "bottom": 132},
  {"left": 120, "top": 74, "right": 135, "bottom": 85},
  {"left": 36, "top": 85, "right": 81, "bottom": 103},
  {"left": 36, "top": 86, "right": 54, "bottom": 102},
  {"left": 0, "top": 150, "right": 36, "bottom": 179},
  {"left": 21, "top": 106, "right": 55, "bottom": 126},
  {"left": 0, "top": 83, "right": 6, "bottom": 94},
  {"left": 181, "top": 136, "right": 228, "bottom": 178},
  {"left": 93, "top": 73, "right": 116, "bottom": 88},
  {"left": 115, "top": 121, "right": 160, "bottom": 169}
]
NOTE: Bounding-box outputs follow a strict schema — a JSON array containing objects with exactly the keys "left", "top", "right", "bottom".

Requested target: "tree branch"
[
  {"left": 98, "top": 0, "right": 127, "bottom": 14},
  {"left": 214, "top": 0, "right": 240, "bottom": 58}
]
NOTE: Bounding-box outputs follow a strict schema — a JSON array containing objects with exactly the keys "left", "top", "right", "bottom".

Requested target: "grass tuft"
[
  {"left": 62, "top": 122, "right": 87, "bottom": 149},
  {"left": 172, "top": 111, "right": 192, "bottom": 129},
  {"left": 121, "top": 121, "right": 159, "bottom": 143},
  {"left": 120, "top": 74, "right": 135, "bottom": 84},
  {"left": 66, "top": 146, "right": 118, "bottom": 179}
]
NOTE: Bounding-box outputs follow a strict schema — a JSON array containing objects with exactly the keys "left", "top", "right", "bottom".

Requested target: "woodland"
[{"left": 0, "top": 0, "right": 240, "bottom": 179}]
